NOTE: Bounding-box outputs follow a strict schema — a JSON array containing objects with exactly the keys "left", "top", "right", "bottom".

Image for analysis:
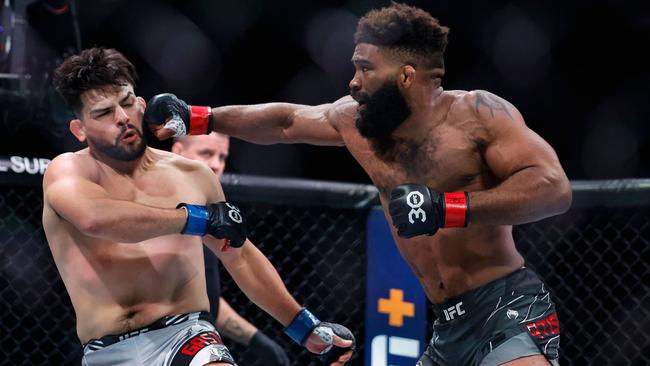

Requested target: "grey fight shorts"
[
  {"left": 82, "top": 311, "right": 237, "bottom": 366},
  {"left": 418, "top": 267, "right": 561, "bottom": 366}
]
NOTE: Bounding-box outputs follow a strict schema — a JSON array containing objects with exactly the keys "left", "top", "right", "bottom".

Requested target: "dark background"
[{"left": 1, "top": 0, "right": 649, "bottom": 183}]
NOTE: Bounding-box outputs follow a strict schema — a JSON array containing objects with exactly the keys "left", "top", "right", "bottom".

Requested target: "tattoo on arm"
[
  {"left": 475, "top": 91, "right": 513, "bottom": 119},
  {"left": 220, "top": 317, "right": 254, "bottom": 345}
]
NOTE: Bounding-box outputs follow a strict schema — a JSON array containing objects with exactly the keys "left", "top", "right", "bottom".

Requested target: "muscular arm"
[
  {"left": 467, "top": 91, "right": 572, "bottom": 225},
  {"left": 205, "top": 237, "right": 302, "bottom": 327},
  {"left": 216, "top": 297, "right": 258, "bottom": 345},
  {"left": 196, "top": 161, "right": 302, "bottom": 326},
  {"left": 211, "top": 96, "right": 356, "bottom": 146},
  {"left": 43, "top": 154, "right": 186, "bottom": 242}
]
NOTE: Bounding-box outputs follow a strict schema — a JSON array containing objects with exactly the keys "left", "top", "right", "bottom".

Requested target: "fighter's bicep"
[
  {"left": 470, "top": 91, "right": 553, "bottom": 179},
  {"left": 199, "top": 166, "right": 225, "bottom": 203},
  {"left": 483, "top": 120, "right": 558, "bottom": 181},
  {"left": 285, "top": 96, "right": 354, "bottom": 146},
  {"left": 45, "top": 176, "right": 111, "bottom": 224}
]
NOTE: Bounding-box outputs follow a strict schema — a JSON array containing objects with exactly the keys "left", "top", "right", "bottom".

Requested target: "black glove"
[
  {"left": 315, "top": 322, "right": 356, "bottom": 366},
  {"left": 248, "top": 331, "right": 290, "bottom": 366},
  {"left": 144, "top": 93, "right": 212, "bottom": 137},
  {"left": 177, "top": 202, "right": 247, "bottom": 248},
  {"left": 389, "top": 184, "right": 469, "bottom": 238}
]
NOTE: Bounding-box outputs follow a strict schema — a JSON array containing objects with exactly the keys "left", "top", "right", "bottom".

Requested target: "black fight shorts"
[{"left": 418, "top": 267, "right": 561, "bottom": 366}]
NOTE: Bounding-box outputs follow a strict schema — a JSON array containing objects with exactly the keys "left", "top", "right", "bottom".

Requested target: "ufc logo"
[
  {"left": 406, "top": 191, "right": 427, "bottom": 224},
  {"left": 225, "top": 203, "right": 243, "bottom": 223},
  {"left": 443, "top": 302, "right": 465, "bottom": 321}
]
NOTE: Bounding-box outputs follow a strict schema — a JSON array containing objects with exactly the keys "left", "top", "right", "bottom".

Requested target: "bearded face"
[
  {"left": 353, "top": 79, "right": 411, "bottom": 141},
  {"left": 88, "top": 123, "right": 147, "bottom": 161}
]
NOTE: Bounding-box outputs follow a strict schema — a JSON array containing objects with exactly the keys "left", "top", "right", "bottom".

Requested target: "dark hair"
[
  {"left": 354, "top": 2, "right": 449, "bottom": 70},
  {"left": 53, "top": 47, "right": 137, "bottom": 113}
]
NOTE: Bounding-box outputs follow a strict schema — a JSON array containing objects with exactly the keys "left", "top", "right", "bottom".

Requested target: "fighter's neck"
[
  {"left": 89, "top": 148, "right": 155, "bottom": 176},
  {"left": 392, "top": 87, "right": 447, "bottom": 140}
]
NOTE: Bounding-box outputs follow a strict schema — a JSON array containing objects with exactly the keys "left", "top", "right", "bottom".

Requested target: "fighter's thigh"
[
  {"left": 416, "top": 344, "right": 438, "bottom": 366},
  {"left": 205, "top": 363, "right": 233, "bottom": 366},
  {"left": 501, "top": 354, "right": 551, "bottom": 365}
]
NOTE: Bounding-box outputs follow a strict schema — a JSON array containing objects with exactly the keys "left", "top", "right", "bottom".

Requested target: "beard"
[
  {"left": 354, "top": 80, "right": 411, "bottom": 143},
  {"left": 91, "top": 124, "right": 147, "bottom": 161}
]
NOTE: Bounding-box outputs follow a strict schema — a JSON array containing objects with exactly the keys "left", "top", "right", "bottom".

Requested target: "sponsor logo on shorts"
[
  {"left": 506, "top": 309, "right": 519, "bottom": 320},
  {"left": 210, "top": 346, "right": 231, "bottom": 359},
  {"left": 443, "top": 301, "right": 465, "bottom": 321},
  {"left": 181, "top": 331, "right": 224, "bottom": 356},
  {"left": 525, "top": 313, "right": 560, "bottom": 340}
]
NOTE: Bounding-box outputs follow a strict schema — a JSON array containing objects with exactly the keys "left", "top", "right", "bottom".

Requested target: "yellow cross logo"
[{"left": 378, "top": 288, "right": 415, "bottom": 327}]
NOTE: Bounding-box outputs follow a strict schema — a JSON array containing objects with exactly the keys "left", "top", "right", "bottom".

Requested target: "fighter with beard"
[
  {"left": 43, "top": 47, "right": 355, "bottom": 366},
  {"left": 146, "top": 3, "right": 571, "bottom": 365}
]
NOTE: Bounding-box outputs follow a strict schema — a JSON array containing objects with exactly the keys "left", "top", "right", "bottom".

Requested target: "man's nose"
[
  {"left": 115, "top": 106, "right": 129, "bottom": 126},
  {"left": 210, "top": 160, "right": 225, "bottom": 177},
  {"left": 349, "top": 73, "right": 361, "bottom": 92}
]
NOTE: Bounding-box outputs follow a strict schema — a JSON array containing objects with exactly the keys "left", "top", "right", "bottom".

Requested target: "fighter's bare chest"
[
  {"left": 98, "top": 170, "right": 204, "bottom": 207},
  {"left": 345, "top": 127, "right": 485, "bottom": 195}
]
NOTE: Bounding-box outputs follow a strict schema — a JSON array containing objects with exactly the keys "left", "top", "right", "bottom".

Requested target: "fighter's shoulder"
[
  {"left": 45, "top": 150, "right": 98, "bottom": 181},
  {"left": 447, "top": 89, "right": 521, "bottom": 124},
  {"left": 154, "top": 149, "right": 208, "bottom": 174}
]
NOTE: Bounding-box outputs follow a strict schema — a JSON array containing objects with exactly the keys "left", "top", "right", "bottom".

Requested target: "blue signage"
[{"left": 365, "top": 208, "right": 427, "bottom": 366}]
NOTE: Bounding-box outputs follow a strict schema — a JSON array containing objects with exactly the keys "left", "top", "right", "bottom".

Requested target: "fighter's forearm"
[
  {"left": 221, "top": 242, "right": 302, "bottom": 326},
  {"left": 216, "top": 298, "right": 257, "bottom": 345},
  {"left": 72, "top": 198, "right": 186, "bottom": 242},
  {"left": 212, "top": 103, "right": 301, "bottom": 144},
  {"left": 468, "top": 167, "right": 572, "bottom": 225}
]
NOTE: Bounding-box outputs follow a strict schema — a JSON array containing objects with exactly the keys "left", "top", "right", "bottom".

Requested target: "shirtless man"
[
  {"left": 145, "top": 3, "right": 572, "bottom": 365},
  {"left": 172, "top": 132, "right": 290, "bottom": 365},
  {"left": 43, "top": 47, "right": 354, "bottom": 366}
]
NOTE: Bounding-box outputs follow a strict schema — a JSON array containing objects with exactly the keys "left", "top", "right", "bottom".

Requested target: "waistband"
[
  {"left": 83, "top": 311, "right": 213, "bottom": 352},
  {"left": 432, "top": 267, "right": 538, "bottom": 323}
]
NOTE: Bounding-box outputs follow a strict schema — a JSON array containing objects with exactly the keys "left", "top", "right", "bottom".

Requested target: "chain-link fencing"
[{"left": 1, "top": 176, "right": 648, "bottom": 365}]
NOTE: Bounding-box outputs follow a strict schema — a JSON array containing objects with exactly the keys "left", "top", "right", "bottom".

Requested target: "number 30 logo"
[{"left": 406, "top": 191, "right": 427, "bottom": 224}]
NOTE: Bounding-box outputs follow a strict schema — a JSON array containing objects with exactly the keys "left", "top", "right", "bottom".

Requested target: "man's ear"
[
  {"left": 171, "top": 141, "right": 183, "bottom": 155},
  {"left": 399, "top": 64, "right": 416, "bottom": 88},
  {"left": 137, "top": 96, "right": 146, "bottom": 109},
  {"left": 69, "top": 119, "right": 86, "bottom": 143}
]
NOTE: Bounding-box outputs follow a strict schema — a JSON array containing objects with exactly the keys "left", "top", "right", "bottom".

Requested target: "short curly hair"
[
  {"left": 355, "top": 2, "right": 449, "bottom": 70},
  {"left": 53, "top": 47, "right": 137, "bottom": 114}
]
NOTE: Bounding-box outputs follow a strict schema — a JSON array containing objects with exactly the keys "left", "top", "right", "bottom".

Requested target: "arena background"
[
  {"left": 1, "top": 0, "right": 649, "bottom": 179},
  {"left": 1, "top": 0, "right": 649, "bottom": 365}
]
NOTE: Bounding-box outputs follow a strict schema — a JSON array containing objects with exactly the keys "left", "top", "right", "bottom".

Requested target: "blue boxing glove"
[
  {"left": 285, "top": 308, "right": 356, "bottom": 365},
  {"left": 389, "top": 184, "right": 469, "bottom": 238},
  {"left": 177, "top": 202, "right": 247, "bottom": 248}
]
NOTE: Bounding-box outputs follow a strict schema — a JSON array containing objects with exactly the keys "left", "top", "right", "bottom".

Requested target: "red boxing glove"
[
  {"left": 144, "top": 93, "right": 213, "bottom": 137},
  {"left": 389, "top": 184, "right": 469, "bottom": 238}
]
